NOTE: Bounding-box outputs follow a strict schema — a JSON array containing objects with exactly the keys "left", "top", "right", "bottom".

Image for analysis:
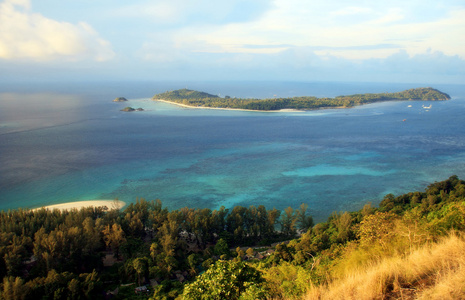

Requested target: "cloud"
[
  {"left": 380, "top": 50, "right": 465, "bottom": 75},
  {"left": 154, "top": 0, "right": 464, "bottom": 63},
  {"left": 112, "top": 0, "right": 273, "bottom": 27},
  {"left": 0, "top": 0, "right": 115, "bottom": 61},
  {"left": 1, "top": 0, "right": 464, "bottom": 84},
  {"left": 134, "top": 38, "right": 465, "bottom": 83},
  {"left": 330, "top": 6, "right": 373, "bottom": 17}
]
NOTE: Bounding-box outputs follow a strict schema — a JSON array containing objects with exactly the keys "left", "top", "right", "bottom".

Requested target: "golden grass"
[{"left": 303, "top": 234, "right": 465, "bottom": 300}]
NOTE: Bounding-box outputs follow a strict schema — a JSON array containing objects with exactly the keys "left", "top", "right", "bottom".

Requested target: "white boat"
[{"left": 422, "top": 104, "right": 432, "bottom": 109}]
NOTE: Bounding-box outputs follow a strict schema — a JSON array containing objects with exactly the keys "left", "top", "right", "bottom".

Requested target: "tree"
[
  {"left": 267, "top": 208, "right": 281, "bottom": 237},
  {"left": 358, "top": 212, "right": 397, "bottom": 250},
  {"left": 1, "top": 276, "right": 29, "bottom": 300},
  {"left": 187, "top": 253, "right": 199, "bottom": 276},
  {"left": 296, "top": 203, "right": 314, "bottom": 232},
  {"left": 330, "top": 211, "right": 353, "bottom": 243},
  {"left": 182, "top": 260, "right": 267, "bottom": 300},
  {"left": 246, "top": 248, "right": 255, "bottom": 258},
  {"left": 102, "top": 223, "right": 126, "bottom": 258},
  {"left": 280, "top": 207, "right": 297, "bottom": 237},
  {"left": 132, "top": 257, "right": 149, "bottom": 286},
  {"left": 214, "top": 238, "right": 230, "bottom": 258},
  {"left": 235, "top": 247, "right": 245, "bottom": 261},
  {"left": 81, "top": 217, "right": 102, "bottom": 256},
  {"left": 79, "top": 269, "right": 102, "bottom": 298}
]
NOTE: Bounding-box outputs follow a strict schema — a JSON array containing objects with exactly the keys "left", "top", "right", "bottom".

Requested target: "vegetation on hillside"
[
  {"left": 152, "top": 87, "right": 451, "bottom": 111},
  {"left": 155, "top": 89, "right": 219, "bottom": 101},
  {"left": 0, "top": 199, "right": 312, "bottom": 299},
  {"left": 0, "top": 175, "right": 464, "bottom": 299}
]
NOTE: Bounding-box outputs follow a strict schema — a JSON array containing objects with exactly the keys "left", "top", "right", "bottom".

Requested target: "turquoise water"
[{"left": 1, "top": 81, "right": 464, "bottom": 222}]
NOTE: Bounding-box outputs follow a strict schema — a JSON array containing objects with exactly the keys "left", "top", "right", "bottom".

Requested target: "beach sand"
[
  {"left": 154, "top": 99, "right": 304, "bottom": 112},
  {"left": 33, "top": 200, "right": 126, "bottom": 211}
]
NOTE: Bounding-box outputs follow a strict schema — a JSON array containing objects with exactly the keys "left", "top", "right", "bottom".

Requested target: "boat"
[{"left": 422, "top": 104, "right": 432, "bottom": 109}]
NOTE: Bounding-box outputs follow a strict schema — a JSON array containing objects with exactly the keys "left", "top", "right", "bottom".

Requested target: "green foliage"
[
  {"left": 154, "top": 89, "right": 219, "bottom": 101},
  {"left": 182, "top": 260, "right": 267, "bottom": 300},
  {"left": 261, "top": 262, "right": 313, "bottom": 299},
  {"left": 427, "top": 201, "right": 465, "bottom": 234},
  {"left": 213, "top": 238, "right": 230, "bottom": 258},
  {"left": 152, "top": 87, "right": 450, "bottom": 111},
  {"left": 0, "top": 270, "right": 102, "bottom": 300},
  {"left": 102, "top": 223, "right": 126, "bottom": 258},
  {"left": 2, "top": 176, "right": 465, "bottom": 299},
  {"left": 297, "top": 203, "right": 314, "bottom": 232},
  {"left": 357, "top": 212, "right": 397, "bottom": 249},
  {"left": 150, "top": 280, "right": 183, "bottom": 300}
]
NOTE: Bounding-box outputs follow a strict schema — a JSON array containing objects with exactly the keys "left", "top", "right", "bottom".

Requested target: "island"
[
  {"left": 113, "top": 97, "right": 128, "bottom": 102},
  {"left": 152, "top": 87, "right": 450, "bottom": 111},
  {"left": 121, "top": 107, "right": 144, "bottom": 112}
]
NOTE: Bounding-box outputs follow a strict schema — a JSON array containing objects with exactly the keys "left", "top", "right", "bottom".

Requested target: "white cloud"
[
  {"left": 0, "top": 0, "right": 115, "bottom": 61},
  {"left": 369, "top": 8, "right": 404, "bottom": 25},
  {"left": 112, "top": 0, "right": 273, "bottom": 26},
  {"left": 1, "top": 0, "right": 463, "bottom": 83},
  {"left": 330, "top": 6, "right": 373, "bottom": 17},
  {"left": 154, "top": 0, "right": 465, "bottom": 62}
]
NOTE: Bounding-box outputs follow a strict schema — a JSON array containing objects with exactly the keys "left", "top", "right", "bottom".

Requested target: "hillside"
[
  {"left": 152, "top": 87, "right": 451, "bottom": 111},
  {"left": 154, "top": 88, "right": 219, "bottom": 100},
  {"left": 0, "top": 176, "right": 464, "bottom": 299},
  {"left": 304, "top": 234, "right": 465, "bottom": 299}
]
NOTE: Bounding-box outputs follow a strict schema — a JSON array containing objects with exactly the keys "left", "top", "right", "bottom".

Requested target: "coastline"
[
  {"left": 32, "top": 200, "right": 126, "bottom": 212},
  {"left": 154, "top": 99, "right": 305, "bottom": 112}
]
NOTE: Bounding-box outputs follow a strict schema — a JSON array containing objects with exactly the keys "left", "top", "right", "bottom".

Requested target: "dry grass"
[{"left": 302, "top": 234, "right": 465, "bottom": 300}]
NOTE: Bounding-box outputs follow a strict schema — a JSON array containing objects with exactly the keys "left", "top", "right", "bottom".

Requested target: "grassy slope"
[
  {"left": 292, "top": 176, "right": 465, "bottom": 300},
  {"left": 252, "top": 175, "right": 465, "bottom": 300},
  {"left": 304, "top": 234, "right": 465, "bottom": 300}
]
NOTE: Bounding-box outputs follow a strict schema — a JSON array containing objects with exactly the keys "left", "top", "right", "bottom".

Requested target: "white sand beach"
[
  {"left": 155, "top": 99, "right": 304, "bottom": 112},
  {"left": 33, "top": 200, "right": 126, "bottom": 211}
]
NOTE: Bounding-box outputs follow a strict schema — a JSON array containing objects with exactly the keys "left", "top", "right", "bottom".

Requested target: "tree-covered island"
[{"left": 152, "top": 87, "right": 450, "bottom": 111}]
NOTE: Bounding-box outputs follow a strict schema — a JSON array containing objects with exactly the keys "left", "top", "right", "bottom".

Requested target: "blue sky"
[{"left": 1, "top": 0, "right": 464, "bottom": 83}]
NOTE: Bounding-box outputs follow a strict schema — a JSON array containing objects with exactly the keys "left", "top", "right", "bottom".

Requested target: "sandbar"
[{"left": 33, "top": 200, "right": 126, "bottom": 212}]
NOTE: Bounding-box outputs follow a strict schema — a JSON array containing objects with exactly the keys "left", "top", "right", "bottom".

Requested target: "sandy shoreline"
[
  {"left": 32, "top": 200, "right": 126, "bottom": 212},
  {"left": 154, "top": 99, "right": 304, "bottom": 112}
]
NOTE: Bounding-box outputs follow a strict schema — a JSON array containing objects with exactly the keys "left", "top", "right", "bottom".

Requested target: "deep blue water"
[{"left": 1, "top": 81, "right": 464, "bottom": 222}]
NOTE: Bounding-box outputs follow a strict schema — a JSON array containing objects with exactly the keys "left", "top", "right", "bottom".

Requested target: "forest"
[
  {"left": 1, "top": 175, "right": 465, "bottom": 299},
  {"left": 152, "top": 87, "right": 451, "bottom": 111}
]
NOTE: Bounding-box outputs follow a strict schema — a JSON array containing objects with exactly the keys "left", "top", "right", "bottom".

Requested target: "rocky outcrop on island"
[
  {"left": 113, "top": 97, "right": 128, "bottom": 102},
  {"left": 121, "top": 107, "right": 144, "bottom": 112}
]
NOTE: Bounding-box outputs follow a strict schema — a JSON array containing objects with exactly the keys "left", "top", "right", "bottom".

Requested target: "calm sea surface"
[{"left": 1, "top": 81, "right": 464, "bottom": 222}]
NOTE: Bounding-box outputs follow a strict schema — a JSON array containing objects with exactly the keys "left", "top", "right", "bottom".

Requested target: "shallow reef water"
[{"left": 1, "top": 81, "right": 464, "bottom": 222}]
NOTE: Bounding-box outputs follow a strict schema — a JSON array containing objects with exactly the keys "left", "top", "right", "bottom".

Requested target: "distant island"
[
  {"left": 113, "top": 97, "right": 128, "bottom": 102},
  {"left": 152, "top": 87, "right": 450, "bottom": 111}
]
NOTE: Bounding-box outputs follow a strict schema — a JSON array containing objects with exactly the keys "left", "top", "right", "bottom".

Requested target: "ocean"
[{"left": 1, "top": 81, "right": 464, "bottom": 222}]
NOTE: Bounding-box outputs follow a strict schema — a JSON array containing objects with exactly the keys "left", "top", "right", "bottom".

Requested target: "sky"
[{"left": 1, "top": 0, "right": 464, "bottom": 84}]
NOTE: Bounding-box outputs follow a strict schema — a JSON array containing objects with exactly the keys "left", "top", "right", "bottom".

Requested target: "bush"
[{"left": 182, "top": 260, "right": 267, "bottom": 300}]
